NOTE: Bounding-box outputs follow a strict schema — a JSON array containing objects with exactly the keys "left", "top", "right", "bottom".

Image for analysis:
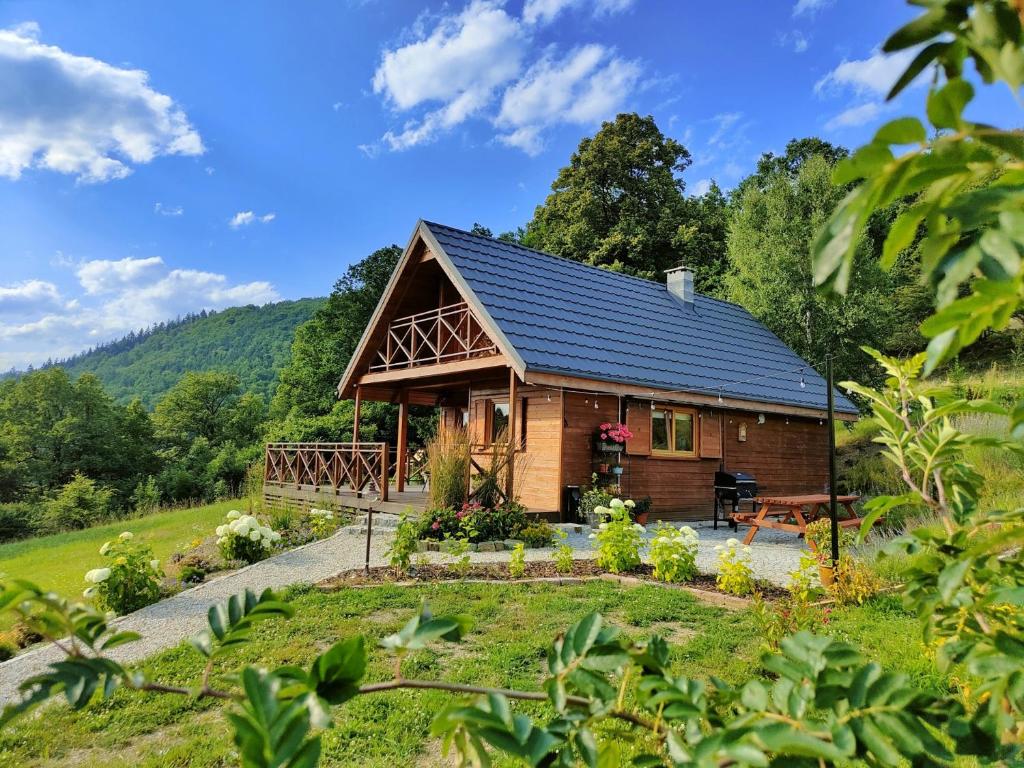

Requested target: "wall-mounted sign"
[{"left": 738, "top": 422, "right": 747, "bottom": 442}]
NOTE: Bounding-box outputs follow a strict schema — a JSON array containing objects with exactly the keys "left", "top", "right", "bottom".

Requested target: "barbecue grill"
[{"left": 713, "top": 470, "right": 758, "bottom": 529}]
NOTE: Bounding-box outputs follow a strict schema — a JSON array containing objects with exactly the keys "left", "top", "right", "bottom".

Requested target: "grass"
[
  {"left": 0, "top": 499, "right": 244, "bottom": 632},
  {"left": 0, "top": 580, "right": 949, "bottom": 768}
]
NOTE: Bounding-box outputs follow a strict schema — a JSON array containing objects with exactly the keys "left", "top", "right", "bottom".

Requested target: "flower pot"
[
  {"left": 597, "top": 463, "right": 609, "bottom": 473},
  {"left": 633, "top": 511, "right": 650, "bottom": 525},
  {"left": 818, "top": 564, "right": 835, "bottom": 587}
]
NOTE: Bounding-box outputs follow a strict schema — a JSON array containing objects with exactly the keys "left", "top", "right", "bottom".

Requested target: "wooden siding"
[
  {"left": 560, "top": 391, "right": 622, "bottom": 495},
  {"left": 468, "top": 384, "right": 563, "bottom": 512}
]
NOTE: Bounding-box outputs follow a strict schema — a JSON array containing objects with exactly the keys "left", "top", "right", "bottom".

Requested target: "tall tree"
[
  {"left": 673, "top": 180, "right": 731, "bottom": 294},
  {"left": 522, "top": 113, "right": 694, "bottom": 281},
  {"left": 725, "top": 154, "right": 893, "bottom": 382},
  {"left": 740, "top": 137, "right": 850, "bottom": 194},
  {"left": 154, "top": 371, "right": 249, "bottom": 449}
]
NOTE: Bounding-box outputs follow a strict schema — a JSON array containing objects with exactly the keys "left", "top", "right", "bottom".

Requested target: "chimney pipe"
[{"left": 665, "top": 266, "right": 694, "bottom": 304}]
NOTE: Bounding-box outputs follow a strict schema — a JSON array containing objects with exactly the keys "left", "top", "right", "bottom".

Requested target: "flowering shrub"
[
  {"left": 590, "top": 500, "right": 644, "bottom": 573},
  {"left": 508, "top": 542, "right": 526, "bottom": 578},
  {"left": 714, "top": 538, "right": 755, "bottom": 596},
  {"left": 594, "top": 422, "right": 633, "bottom": 447},
  {"left": 830, "top": 556, "right": 882, "bottom": 606},
  {"left": 215, "top": 510, "right": 281, "bottom": 564},
  {"left": 804, "top": 519, "right": 855, "bottom": 565},
  {"left": 418, "top": 501, "right": 527, "bottom": 543},
  {"left": 306, "top": 508, "right": 337, "bottom": 539},
  {"left": 648, "top": 523, "right": 699, "bottom": 583},
  {"left": 83, "top": 531, "right": 162, "bottom": 615}
]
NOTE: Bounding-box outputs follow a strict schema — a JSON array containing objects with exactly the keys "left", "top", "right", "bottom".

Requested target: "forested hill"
[{"left": 39, "top": 299, "right": 324, "bottom": 408}]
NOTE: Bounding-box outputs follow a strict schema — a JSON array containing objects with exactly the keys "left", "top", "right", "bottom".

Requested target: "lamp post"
[{"left": 826, "top": 353, "right": 840, "bottom": 567}]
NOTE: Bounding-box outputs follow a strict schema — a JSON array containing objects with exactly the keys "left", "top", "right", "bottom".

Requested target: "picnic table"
[{"left": 733, "top": 494, "right": 862, "bottom": 546}]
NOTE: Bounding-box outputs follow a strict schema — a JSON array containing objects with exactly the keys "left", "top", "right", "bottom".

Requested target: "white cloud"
[
  {"left": 824, "top": 101, "right": 885, "bottom": 130},
  {"left": 76, "top": 256, "right": 165, "bottom": 295},
  {"left": 0, "top": 23, "right": 203, "bottom": 183},
  {"left": 372, "top": 0, "right": 525, "bottom": 150},
  {"left": 522, "top": 0, "right": 634, "bottom": 26},
  {"left": 707, "top": 112, "right": 743, "bottom": 148},
  {"left": 154, "top": 202, "right": 184, "bottom": 217},
  {"left": 368, "top": 0, "right": 645, "bottom": 154},
  {"left": 690, "top": 178, "right": 712, "bottom": 196},
  {"left": 0, "top": 258, "right": 279, "bottom": 369},
  {"left": 0, "top": 280, "right": 63, "bottom": 314},
  {"left": 229, "top": 211, "right": 276, "bottom": 228},
  {"left": 496, "top": 44, "right": 641, "bottom": 155},
  {"left": 815, "top": 48, "right": 918, "bottom": 98},
  {"left": 793, "top": 0, "right": 833, "bottom": 17}
]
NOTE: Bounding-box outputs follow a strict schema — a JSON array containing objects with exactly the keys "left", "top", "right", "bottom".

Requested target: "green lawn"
[
  {"left": 0, "top": 581, "right": 951, "bottom": 768},
  {"left": 0, "top": 500, "right": 242, "bottom": 632}
]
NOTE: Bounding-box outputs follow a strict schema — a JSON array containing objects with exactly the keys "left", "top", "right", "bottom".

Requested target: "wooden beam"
[
  {"left": 525, "top": 371, "right": 858, "bottom": 422},
  {"left": 357, "top": 355, "right": 508, "bottom": 386},
  {"left": 352, "top": 385, "right": 362, "bottom": 442},
  {"left": 396, "top": 391, "right": 409, "bottom": 492},
  {"left": 506, "top": 368, "right": 518, "bottom": 498}
]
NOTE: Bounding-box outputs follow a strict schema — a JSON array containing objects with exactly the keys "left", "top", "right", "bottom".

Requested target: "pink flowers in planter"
[{"left": 597, "top": 422, "right": 633, "bottom": 444}]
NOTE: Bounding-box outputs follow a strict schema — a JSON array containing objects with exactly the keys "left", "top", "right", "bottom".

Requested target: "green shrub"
[
  {"left": 0, "top": 502, "right": 40, "bottom": 543},
  {"left": 518, "top": 521, "right": 554, "bottom": 548},
  {"left": 388, "top": 513, "right": 420, "bottom": 576},
  {"left": 444, "top": 536, "right": 471, "bottom": 578},
  {"left": 590, "top": 502, "right": 644, "bottom": 573},
  {"left": 553, "top": 541, "right": 574, "bottom": 574},
  {"left": 427, "top": 427, "right": 470, "bottom": 511},
  {"left": 508, "top": 542, "right": 526, "bottom": 578},
  {"left": 804, "top": 519, "right": 856, "bottom": 566},
  {"left": 178, "top": 564, "right": 206, "bottom": 584},
  {"left": 0, "top": 638, "right": 16, "bottom": 662},
  {"left": 130, "top": 476, "right": 161, "bottom": 516},
  {"left": 84, "top": 532, "right": 163, "bottom": 615},
  {"left": 307, "top": 508, "right": 337, "bottom": 539},
  {"left": 215, "top": 511, "right": 281, "bottom": 564},
  {"left": 43, "top": 472, "right": 113, "bottom": 532},
  {"left": 648, "top": 523, "right": 698, "bottom": 583},
  {"left": 714, "top": 538, "right": 755, "bottom": 596},
  {"left": 752, "top": 552, "right": 828, "bottom": 651}
]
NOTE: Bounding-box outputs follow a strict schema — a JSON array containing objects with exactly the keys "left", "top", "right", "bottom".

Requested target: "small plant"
[
  {"left": 552, "top": 530, "right": 574, "bottom": 574},
  {"left": 804, "top": 519, "right": 855, "bottom": 566},
  {"left": 648, "top": 522, "right": 699, "bottom": 583},
  {"left": 178, "top": 564, "right": 206, "bottom": 585},
  {"left": 714, "top": 538, "right": 755, "bottom": 596},
  {"left": 83, "top": 532, "right": 163, "bottom": 615},
  {"left": 580, "top": 474, "right": 614, "bottom": 525},
  {"left": 590, "top": 499, "right": 644, "bottom": 573},
  {"left": 269, "top": 505, "right": 297, "bottom": 533},
  {"left": 307, "top": 508, "right": 337, "bottom": 539},
  {"left": 130, "top": 476, "right": 161, "bottom": 516},
  {"left": 517, "top": 520, "right": 554, "bottom": 547},
  {"left": 426, "top": 426, "right": 470, "bottom": 511},
  {"left": 215, "top": 510, "right": 281, "bottom": 564},
  {"left": 388, "top": 512, "right": 420, "bottom": 576},
  {"left": 830, "top": 556, "right": 882, "bottom": 606},
  {"left": 444, "top": 536, "right": 472, "bottom": 578},
  {"left": 508, "top": 542, "right": 526, "bottom": 578},
  {"left": 752, "top": 551, "right": 830, "bottom": 650}
]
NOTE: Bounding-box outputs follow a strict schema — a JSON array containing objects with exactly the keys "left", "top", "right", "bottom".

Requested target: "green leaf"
[
  {"left": 883, "top": 8, "right": 951, "bottom": 52},
  {"left": 881, "top": 205, "right": 924, "bottom": 269},
  {"left": 874, "top": 117, "right": 926, "bottom": 146},
  {"left": 926, "top": 79, "right": 974, "bottom": 130},
  {"left": 887, "top": 41, "right": 952, "bottom": 99},
  {"left": 309, "top": 635, "right": 367, "bottom": 705}
]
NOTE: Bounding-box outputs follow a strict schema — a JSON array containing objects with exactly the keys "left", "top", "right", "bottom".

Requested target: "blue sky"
[{"left": 0, "top": 0, "right": 1015, "bottom": 369}]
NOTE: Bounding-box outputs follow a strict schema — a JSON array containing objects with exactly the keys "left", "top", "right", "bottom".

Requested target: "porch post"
[
  {"left": 396, "top": 390, "right": 409, "bottom": 493},
  {"left": 352, "top": 385, "right": 362, "bottom": 442},
  {"left": 506, "top": 368, "right": 518, "bottom": 498}
]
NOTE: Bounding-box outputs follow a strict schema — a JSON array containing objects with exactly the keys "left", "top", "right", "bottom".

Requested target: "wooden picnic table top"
[{"left": 754, "top": 494, "right": 859, "bottom": 506}]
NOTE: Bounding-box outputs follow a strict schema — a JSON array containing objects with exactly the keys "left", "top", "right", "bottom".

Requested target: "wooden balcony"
[{"left": 370, "top": 301, "right": 498, "bottom": 372}]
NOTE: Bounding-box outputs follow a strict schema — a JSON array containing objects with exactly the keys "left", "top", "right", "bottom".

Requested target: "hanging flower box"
[{"left": 594, "top": 422, "right": 632, "bottom": 452}]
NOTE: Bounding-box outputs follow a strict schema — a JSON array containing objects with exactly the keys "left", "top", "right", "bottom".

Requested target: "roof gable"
[{"left": 423, "top": 221, "right": 858, "bottom": 415}]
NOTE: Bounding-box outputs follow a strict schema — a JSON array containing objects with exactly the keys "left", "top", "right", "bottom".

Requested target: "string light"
[
  {"left": 799, "top": 371, "right": 806, "bottom": 389},
  {"left": 594, "top": 400, "right": 599, "bottom": 409}
]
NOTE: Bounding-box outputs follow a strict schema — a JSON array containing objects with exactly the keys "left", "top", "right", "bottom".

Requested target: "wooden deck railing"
[
  {"left": 370, "top": 301, "right": 498, "bottom": 371},
  {"left": 264, "top": 442, "right": 390, "bottom": 501}
]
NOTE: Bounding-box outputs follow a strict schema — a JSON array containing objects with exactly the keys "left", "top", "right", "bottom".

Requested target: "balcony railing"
[
  {"left": 370, "top": 301, "right": 498, "bottom": 372},
  {"left": 264, "top": 442, "right": 390, "bottom": 500}
]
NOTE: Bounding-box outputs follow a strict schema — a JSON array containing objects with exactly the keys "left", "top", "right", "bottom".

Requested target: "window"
[
  {"left": 491, "top": 401, "right": 509, "bottom": 442},
  {"left": 651, "top": 406, "right": 697, "bottom": 456}
]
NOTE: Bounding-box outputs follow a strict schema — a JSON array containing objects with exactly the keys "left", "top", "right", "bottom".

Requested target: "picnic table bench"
[{"left": 732, "top": 493, "right": 862, "bottom": 546}]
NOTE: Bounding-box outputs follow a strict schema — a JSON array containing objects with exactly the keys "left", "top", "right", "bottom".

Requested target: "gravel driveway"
[{"left": 0, "top": 518, "right": 802, "bottom": 704}]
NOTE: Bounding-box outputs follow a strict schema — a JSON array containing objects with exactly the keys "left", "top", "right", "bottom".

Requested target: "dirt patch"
[{"left": 316, "top": 560, "right": 786, "bottom": 603}]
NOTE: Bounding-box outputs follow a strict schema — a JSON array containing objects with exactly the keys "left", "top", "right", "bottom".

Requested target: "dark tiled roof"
[{"left": 424, "top": 221, "right": 859, "bottom": 414}]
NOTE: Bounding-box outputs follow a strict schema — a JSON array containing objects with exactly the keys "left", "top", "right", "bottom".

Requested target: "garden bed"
[{"left": 317, "top": 560, "right": 787, "bottom": 601}]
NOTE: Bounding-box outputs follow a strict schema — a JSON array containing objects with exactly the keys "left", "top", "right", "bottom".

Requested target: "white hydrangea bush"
[
  {"left": 82, "top": 530, "right": 162, "bottom": 615},
  {"left": 649, "top": 523, "right": 699, "bottom": 583},
  {"left": 307, "top": 508, "right": 337, "bottom": 539},
  {"left": 216, "top": 510, "right": 281, "bottom": 564},
  {"left": 714, "top": 537, "right": 756, "bottom": 596}
]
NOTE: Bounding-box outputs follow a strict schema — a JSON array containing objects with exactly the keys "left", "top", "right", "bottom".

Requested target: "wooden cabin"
[{"left": 267, "top": 220, "right": 858, "bottom": 520}]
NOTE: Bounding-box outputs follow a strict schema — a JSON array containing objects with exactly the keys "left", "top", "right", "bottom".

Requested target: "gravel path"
[{"left": 0, "top": 519, "right": 802, "bottom": 704}]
